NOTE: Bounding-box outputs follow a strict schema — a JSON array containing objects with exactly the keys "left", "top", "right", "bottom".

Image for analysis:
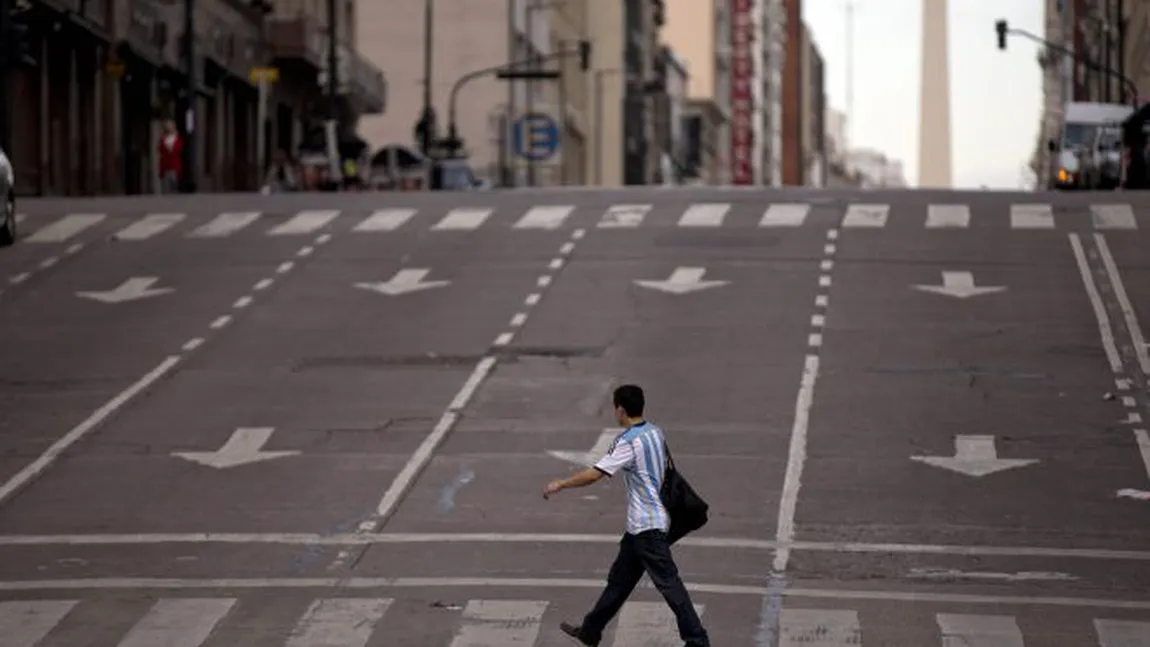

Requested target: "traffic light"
[
  {"left": 995, "top": 20, "right": 1007, "bottom": 50},
  {"left": 578, "top": 39, "right": 591, "bottom": 71}
]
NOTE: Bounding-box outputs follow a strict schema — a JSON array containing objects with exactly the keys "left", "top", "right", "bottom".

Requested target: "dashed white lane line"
[
  {"left": 774, "top": 226, "right": 840, "bottom": 573},
  {"left": 2, "top": 243, "right": 85, "bottom": 294},
  {"left": 326, "top": 228, "right": 588, "bottom": 572},
  {"left": 0, "top": 231, "right": 336, "bottom": 505}
]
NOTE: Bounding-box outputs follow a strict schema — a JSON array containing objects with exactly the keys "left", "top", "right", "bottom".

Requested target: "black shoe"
[{"left": 560, "top": 621, "right": 599, "bottom": 646}]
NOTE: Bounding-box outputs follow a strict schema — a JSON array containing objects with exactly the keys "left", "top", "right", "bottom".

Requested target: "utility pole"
[
  {"left": 326, "top": 0, "right": 340, "bottom": 181},
  {"left": 417, "top": 0, "right": 435, "bottom": 156},
  {"left": 183, "top": 0, "right": 196, "bottom": 192},
  {"left": 844, "top": 0, "right": 854, "bottom": 147},
  {"left": 0, "top": 0, "right": 11, "bottom": 153}
]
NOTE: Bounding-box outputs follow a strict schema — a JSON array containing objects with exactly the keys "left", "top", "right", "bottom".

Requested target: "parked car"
[{"left": 0, "top": 146, "right": 14, "bottom": 246}]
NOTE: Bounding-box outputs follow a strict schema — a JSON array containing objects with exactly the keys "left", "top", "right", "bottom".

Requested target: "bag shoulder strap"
[{"left": 662, "top": 439, "right": 676, "bottom": 471}]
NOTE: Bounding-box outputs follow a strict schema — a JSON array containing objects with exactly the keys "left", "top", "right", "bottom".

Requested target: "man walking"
[{"left": 543, "top": 384, "right": 710, "bottom": 647}]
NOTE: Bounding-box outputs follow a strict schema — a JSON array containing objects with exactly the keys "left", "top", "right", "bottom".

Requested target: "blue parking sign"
[{"left": 513, "top": 113, "right": 560, "bottom": 161}]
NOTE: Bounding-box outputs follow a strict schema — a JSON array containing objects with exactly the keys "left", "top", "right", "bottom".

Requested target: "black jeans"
[{"left": 580, "top": 529, "right": 709, "bottom": 646}]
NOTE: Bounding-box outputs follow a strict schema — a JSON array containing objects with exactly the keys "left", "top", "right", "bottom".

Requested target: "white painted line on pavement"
[
  {"left": 780, "top": 608, "right": 860, "bottom": 647},
  {"left": 117, "top": 598, "right": 236, "bottom": 647},
  {"left": 348, "top": 229, "right": 589, "bottom": 562},
  {"left": 1094, "top": 618, "right": 1150, "bottom": 646},
  {"left": 525, "top": 293, "right": 541, "bottom": 306},
  {"left": 26, "top": 213, "right": 104, "bottom": 242},
  {"left": 277, "top": 261, "right": 294, "bottom": 274},
  {"left": 1070, "top": 234, "right": 1123, "bottom": 373},
  {"left": 2, "top": 242, "right": 84, "bottom": 296},
  {"left": 936, "top": 613, "right": 1024, "bottom": 647},
  {"left": 15, "top": 529, "right": 1150, "bottom": 561},
  {"left": 774, "top": 354, "right": 819, "bottom": 573},
  {"left": 1095, "top": 234, "right": 1150, "bottom": 375},
  {"left": 0, "top": 600, "right": 78, "bottom": 647},
  {"left": 452, "top": 599, "right": 547, "bottom": 646},
  {"left": 510, "top": 313, "right": 527, "bottom": 327},
  {"left": 254, "top": 278, "right": 273, "bottom": 291},
  {"left": 615, "top": 602, "right": 703, "bottom": 645},
  {"left": 9, "top": 577, "right": 1150, "bottom": 609},
  {"left": 285, "top": 598, "right": 391, "bottom": 647},
  {"left": 182, "top": 338, "right": 204, "bottom": 352},
  {"left": 233, "top": 296, "right": 252, "bottom": 309},
  {"left": 0, "top": 356, "right": 181, "bottom": 505},
  {"left": 210, "top": 315, "right": 231, "bottom": 329}
]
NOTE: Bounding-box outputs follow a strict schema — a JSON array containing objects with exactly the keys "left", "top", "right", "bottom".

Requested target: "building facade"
[
  {"left": 799, "top": 20, "right": 825, "bottom": 187},
  {"left": 760, "top": 0, "right": 784, "bottom": 186},
  {"left": 662, "top": 0, "right": 730, "bottom": 185},
  {"left": 4, "top": 0, "right": 385, "bottom": 196},
  {"left": 779, "top": 0, "right": 801, "bottom": 185}
]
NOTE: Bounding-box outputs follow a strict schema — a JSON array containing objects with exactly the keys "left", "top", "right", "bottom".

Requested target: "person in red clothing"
[{"left": 158, "top": 119, "right": 183, "bottom": 193}]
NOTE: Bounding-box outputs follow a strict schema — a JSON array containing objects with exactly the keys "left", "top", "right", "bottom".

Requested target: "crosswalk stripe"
[
  {"left": 760, "top": 203, "right": 810, "bottom": 226},
  {"left": 285, "top": 598, "right": 392, "bottom": 647},
  {"left": 613, "top": 602, "right": 704, "bottom": 646},
  {"left": 926, "top": 204, "right": 970, "bottom": 228},
  {"left": 25, "top": 213, "right": 104, "bottom": 242},
  {"left": 116, "top": 598, "right": 235, "bottom": 647},
  {"left": 115, "top": 213, "right": 185, "bottom": 240},
  {"left": 1092, "top": 204, "right": 1137, "bottom": 229},
  {"left": 448, "top": 599, "right": 547, "bottom": 646},
  {"left": 513, "top": 205, "right": 574, "bottom": 229},
  {"left": 598, "top": 204, "right": 650, "bottom": 228},
  {"left": 354, "top": 209, "right": 415, "bottom": 232},
  {"left": 1095, "top": 619, "right": 1150, "bottom": 646},
  {"left": 190, "top": 212, "right": 260, "bottom": 237},
  {"left": 779, "top": 608, "right": 860, "bottom": 646},
  {"left": 433, "top": 208, "right": 492, "bottom": 230},
  {"left": 842, "top": 204, "right": 889, "bottom": 227},
  {"left": 936, "top": 613, "right": 1023, "bottom": 647},
  {"left": 0, "top": 600, "right": 77, "bottom": 647},
  {"left": 678, "top": 203, "right": 728, "bottom": 226},
  {"left": 268, "top": 210, "right": 339, "bottom": 235},
  {"left": 1010, "top": 204, "right": 1054, "bottom": 229}
]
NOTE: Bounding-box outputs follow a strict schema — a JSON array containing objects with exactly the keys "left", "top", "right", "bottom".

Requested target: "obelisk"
[{"left": 917, "top": 0, "right": 952, "bottom": 187}]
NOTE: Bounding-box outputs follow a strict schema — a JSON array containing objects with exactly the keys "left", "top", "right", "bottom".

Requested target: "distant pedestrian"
[
  {"left": 157, "top": 119, "right": 182, "bottom": 193},
  {"left": 543, "top": 384, "right": 710, "bottom": 647}
]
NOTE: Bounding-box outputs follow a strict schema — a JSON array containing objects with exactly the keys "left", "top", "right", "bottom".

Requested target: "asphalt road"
[{"left": 0, "top": 188, "right": 1149, "bottom": 646}]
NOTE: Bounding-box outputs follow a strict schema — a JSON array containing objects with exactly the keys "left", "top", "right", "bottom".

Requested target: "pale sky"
[{"left": 802, "top": 0, "right": 1045, "bottom": 189}]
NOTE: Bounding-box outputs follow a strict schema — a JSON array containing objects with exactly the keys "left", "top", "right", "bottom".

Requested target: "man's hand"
[{"left": 543, "top": 480, "right": 564, "bottom": 499}]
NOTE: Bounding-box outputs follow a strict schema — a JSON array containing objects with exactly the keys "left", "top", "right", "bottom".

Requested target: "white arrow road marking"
[
  {"left": 172, "top": 427, "right": 299, "bottom": 469},
  {"left": 911, "top": 435, "right": 1038, "bottom": 477},
  {"left": 634, "top": 266, "right": 728, "bottom": 294},
  {"left": 354, "top": 268, "right": 450, "bottom": 296},
  {"left": 913, "top": 271, "right": 1006, "bottom": 299},
  {"left": 1117, "top": 429, "right": 1150, "bottom": 501},
  {"left": 547, "top": 429, "right": 618, "bottom": 467},
  {"left": 76, "top": 277, "right": 174, "bottom": 303}
]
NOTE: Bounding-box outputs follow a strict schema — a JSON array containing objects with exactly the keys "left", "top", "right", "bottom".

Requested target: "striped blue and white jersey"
[{"left": 593, "top": 421, "right": 670, "bottom": 534}]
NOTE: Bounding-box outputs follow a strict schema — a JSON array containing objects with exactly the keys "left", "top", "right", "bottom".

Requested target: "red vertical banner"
[{"left": 730, "top": 0, "right": 755, "bottom": 184}]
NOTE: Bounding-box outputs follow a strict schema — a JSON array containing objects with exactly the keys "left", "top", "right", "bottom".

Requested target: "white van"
[{"left": 1049, "top": 101, "right": 1133, "bottom": 190}]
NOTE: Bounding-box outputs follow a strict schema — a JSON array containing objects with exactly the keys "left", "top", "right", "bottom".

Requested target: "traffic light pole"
[
  {"left": 444, "top": 41, "right": 588, "bottom": 160},
  {"left": 996, "top": 20, "right": 1138, "bottom": 105},
  {"left": 0, "top": 0, "right": 11, "bottom": 153}
]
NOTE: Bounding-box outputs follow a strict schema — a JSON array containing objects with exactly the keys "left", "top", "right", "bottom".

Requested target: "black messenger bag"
[{"left": 659, "top": 442, "right": 709, "bottom": 544}]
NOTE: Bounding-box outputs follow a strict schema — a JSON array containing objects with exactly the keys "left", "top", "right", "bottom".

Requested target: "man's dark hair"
[{"left": 613, "top": 384, "right": 645, "bottom": 417}]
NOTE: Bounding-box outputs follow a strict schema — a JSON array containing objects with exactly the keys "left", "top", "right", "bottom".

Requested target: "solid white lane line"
[
  {"left": 0, "top": 356, "right": 181, "bottom": 505},
  {"left": 773, "top": 354, "right": 819, "bottom": 572},
  {"left": 1095, "top": 234, "right": 1150, "bottom": 374},
  {"left": 1070, "top": 234, "right": 1123, "bottom": 373}
]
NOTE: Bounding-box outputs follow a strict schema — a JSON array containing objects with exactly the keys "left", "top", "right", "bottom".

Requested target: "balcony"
[
  {"left": 35, "top": 0, "right": 111, "bottom": 37},
  {"left": 317, "top": 37, "right": 387, "bottom": 115},
  {"left": 265, "top": 0, "right": 326, "bottom": 68}
]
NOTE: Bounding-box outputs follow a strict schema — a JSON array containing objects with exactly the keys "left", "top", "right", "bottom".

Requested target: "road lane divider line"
[
  {"left": 6, "top": 576, "right": 1150, "bottom": 609},
  {"left": 0, "top": 356, "right": 181, "bottom": 506},
  {"left": 9, "top": 530, "right": 1150, "bottom": 560},
  {"left": 760, "top": 227, "right": 839, "bottom": 647},
  {"left": 1070, "top": 234, "right": 1123, "bottom": 373},
  {"left": 1, "top": 242, "right": 85, "bottom": 298},
  {"left": 1094, "top": 234, "right": 1150, "bottom": 376},
  {"left": 330, "top": 228, "right": 589, "bottom": 572},
  {"left": 0, "top": 230, "right": 338, "bottom": 509}
]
